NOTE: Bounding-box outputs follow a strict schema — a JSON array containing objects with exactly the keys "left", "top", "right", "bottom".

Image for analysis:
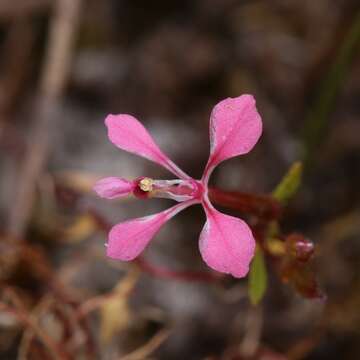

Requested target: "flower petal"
[
  {"left": 94, "top": 177, "right": 135, "bottom": 199},
  {"left": 203, "top": 95, "right": 262, "bottom": 183},
  {"left": 105, "top": 114, "right": 190, "bottom": 180},
  {"left": 107, "top": 200, "right": 198, "bottom": 261},
  {"left": 199, "top": 200, "right": 256, "bottom": 278}
]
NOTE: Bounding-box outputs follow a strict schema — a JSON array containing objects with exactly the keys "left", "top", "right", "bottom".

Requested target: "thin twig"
[
  {"left": 135, "top": 257, "right": 220, "bottom": 283},
  {"left": 7, "top": 0, "right": 83, "bottom": 238},
  {"left": 239, "top": 305, "right": 263, "bottom": 357},
  {"left": 18, "top": 296, "right": 55, "bottom": 360},
  {"left": 77, "top": 269, "right": 140, "bottom": 318},
  {"left": 0, "top": 289, "right": 69, "bottom": 360},
  {"left": 119, "top": 329, "right": 170, "bottom": 360}
]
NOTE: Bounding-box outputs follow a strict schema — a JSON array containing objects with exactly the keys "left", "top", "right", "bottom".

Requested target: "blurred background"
[{"left": 0, "top": 1, "right": 359, "bottom": 359}]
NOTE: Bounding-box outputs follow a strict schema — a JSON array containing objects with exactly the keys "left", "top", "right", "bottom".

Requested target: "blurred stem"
[
  {"left": 0, "top": 289, "right": 69, "bottom": 360},
  {"left": 302, "top": 10, "right": 360, "bottom": 167},
  {"left": 7, "top": 0, "right": 83, "bottom": 239},
  {"left": 135, "top": 257, "right": 219, "bottom": 283},
  {"left": 240, "top": 305, "right": 263, "bottom": 357},
  {"left": 119, "top": 328, "right": 170, "bottom": 360},
  {"left": 208, "top": 187, "right": 282, "bottom": 220}
]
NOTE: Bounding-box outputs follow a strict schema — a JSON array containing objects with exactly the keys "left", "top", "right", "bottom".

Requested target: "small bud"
[{"left": 286, "top": 233, "right": 314, "bottom": 262}]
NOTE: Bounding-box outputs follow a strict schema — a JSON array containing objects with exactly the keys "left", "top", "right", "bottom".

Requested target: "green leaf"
[
  {"left": 272, "top": 162, "right": 303, "bottom": 204},
  {"left": 248, "top": 247, "right": 267, "bottom": 305}
]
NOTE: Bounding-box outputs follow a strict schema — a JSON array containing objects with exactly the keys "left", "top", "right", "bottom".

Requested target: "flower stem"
[
  {"left": 208, "top": 187, "right": 282, "bottom": 220},
  {"left": 135, "top": 257, "right": 220, "bottom": 283}
]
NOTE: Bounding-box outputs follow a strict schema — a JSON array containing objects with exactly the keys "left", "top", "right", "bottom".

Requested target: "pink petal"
[
  {"left": 94, "top": 177, "right": 135, "bottom": 199},
  {"left": 199, "top": 200, "right": 255, "bottom": 278},
  {"left": 105, "top": 114, "right": 190, "bottom": 180},
  {"left": 107, "top": 199, "right": 198, "bottom": 261},
  {"left": 203, "top": 95, "right": 262, "bottom": 183}
]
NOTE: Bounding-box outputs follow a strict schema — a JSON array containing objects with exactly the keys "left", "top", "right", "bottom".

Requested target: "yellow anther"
[{"left": 139, "top": 177, "right": 154, "bottom": 192}]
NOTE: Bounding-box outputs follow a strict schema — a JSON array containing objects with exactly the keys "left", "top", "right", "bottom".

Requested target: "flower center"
[
  {"left": 135, "top": 177, "right": 203, "bottom": 202},
  {"left": 139, "top": 177, "right": 154, "bottom": 192}
]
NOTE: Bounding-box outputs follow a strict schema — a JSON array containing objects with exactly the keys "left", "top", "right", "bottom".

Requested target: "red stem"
[
  {"left": 135, "top": 257, "right": 221, "bottom": 283},
  {"left": 208, "top": 187, "right": 282, "bottom": 220}
]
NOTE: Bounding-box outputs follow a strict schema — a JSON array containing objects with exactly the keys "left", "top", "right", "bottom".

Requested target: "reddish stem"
[
  {"left": 135, "top": 257, "right": 221, "bottom": 283},
  {"left": 208, "top": 187, "right": 282, "bottom": 220}
]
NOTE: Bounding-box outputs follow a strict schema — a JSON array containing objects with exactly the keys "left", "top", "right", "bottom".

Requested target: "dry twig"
[
  {"left": 119, "top": 329, "right": 170, "bottom": 360},
  {"left": 7, "top": 0, "right": 83, "bottom": 238},
  {"left": 0, "top": 288, "right": 69, "bottom": 360},
  {"left": 239, "top": 305, "right": 263, "bottom": 357}
]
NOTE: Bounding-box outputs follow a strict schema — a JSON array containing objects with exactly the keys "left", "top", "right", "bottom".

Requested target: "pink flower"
[{"left": 94, "top": 95, "right": 262, "bottom": 278}]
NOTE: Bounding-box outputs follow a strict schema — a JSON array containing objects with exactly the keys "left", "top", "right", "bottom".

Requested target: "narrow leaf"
[
  {"left": 273, "top": 162, "right": 303, "bottom": 204},
  {"left": 248, "top": 247, "right": 267, "bottom": 305}
]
